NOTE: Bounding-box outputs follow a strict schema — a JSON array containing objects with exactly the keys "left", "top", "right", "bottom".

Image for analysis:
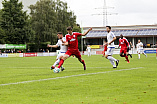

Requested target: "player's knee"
[{"left": 62, "top": 55, "right": 68, "bottom": 60}]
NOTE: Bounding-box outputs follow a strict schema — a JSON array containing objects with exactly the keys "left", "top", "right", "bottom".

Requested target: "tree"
[
  {"left": 1, "top": 0, "right": 33, "bottom": 44},
  {"left": 0, "top": 10, "right": 5, "bottom": 44},
  {"left": 29, "top": 0, "right": 57, "bottom": 48},
  {"left": 0, "top": 27, "right": 5, "bottom": 44},
  {"left": 29, "top": 0, "right": 77, "bottom": 51},
  {"left": 55, "top": 0, "right": 76, "bottom": 35}
]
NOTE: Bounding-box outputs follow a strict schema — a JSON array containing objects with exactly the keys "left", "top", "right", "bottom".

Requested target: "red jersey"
[
  {"left": 119, "top": 38, "right": 128, "bottom": 49},
  {"left": 66, "top": 32, "right": 82, "bottom": 50},
  {"left": 124, "top": 38, "right": 130, "bottom": 47}
]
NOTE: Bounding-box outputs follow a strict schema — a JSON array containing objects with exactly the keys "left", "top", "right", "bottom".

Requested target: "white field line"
[{"left": 0, "top": 67, "right": 143, "bottom": 86}]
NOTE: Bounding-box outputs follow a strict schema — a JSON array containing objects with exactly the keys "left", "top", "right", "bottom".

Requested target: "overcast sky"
[{"left": 1, "top": 0, "right": 157, "bottom": 27}]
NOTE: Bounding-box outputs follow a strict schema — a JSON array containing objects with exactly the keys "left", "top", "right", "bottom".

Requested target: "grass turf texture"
[{"left": 0, "top": 54, "right": 157, "bottom": 104}]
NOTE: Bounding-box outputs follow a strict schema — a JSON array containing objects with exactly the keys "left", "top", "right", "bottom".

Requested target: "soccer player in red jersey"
[
  {"left": 119, "top": 34, "right": 130, "bottom": 63},
  {"left": 57, "top": 27, "right": 92, "bottom": 70},
  {"left": 102, "top": 40, "right": 108, "bottom": 57}
]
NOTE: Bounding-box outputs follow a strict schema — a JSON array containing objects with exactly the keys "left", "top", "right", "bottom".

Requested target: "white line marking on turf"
[
  {"left": 7, "top": 67, "right": 111, "bottom": 69},
  {"left": 0, "top": 67, "right": 143, "bottom": 86}
]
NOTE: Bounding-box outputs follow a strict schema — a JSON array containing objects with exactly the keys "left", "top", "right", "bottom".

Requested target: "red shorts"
[
  {"left": 65, "top": 49, "right": 81, "bottom": 59},
  {"left": 104, "top": 48, "right": 107, "bottom": 52},
  {"left": 120, "top": 48, "right": 127, "bottom": 54}
]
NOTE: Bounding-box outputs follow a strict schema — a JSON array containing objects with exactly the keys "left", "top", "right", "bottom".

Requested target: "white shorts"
[
  {"left": 106, "top": 47, "right": 115, "bottom": 55},
  {"left": 138, "top": 49, "right": 144, "bottom": 54},
  {"left": 56, "top": 52, "right": 66, "bottom": 59}
]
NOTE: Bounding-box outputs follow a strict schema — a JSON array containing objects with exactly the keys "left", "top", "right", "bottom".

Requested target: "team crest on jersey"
[{"left": 73, "top": 35, "right": 75, "bottom": 38}]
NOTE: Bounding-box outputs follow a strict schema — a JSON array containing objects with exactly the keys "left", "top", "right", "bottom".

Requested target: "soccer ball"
[{"left": 53, "top": 67, "right": 60, "bottom": 73}]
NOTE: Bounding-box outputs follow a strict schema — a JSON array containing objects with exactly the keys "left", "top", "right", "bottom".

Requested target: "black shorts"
[{"left": 127, "top": 47, "right": 129, "bottom": 52}]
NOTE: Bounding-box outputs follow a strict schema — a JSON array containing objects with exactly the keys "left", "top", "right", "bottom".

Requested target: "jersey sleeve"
[
  {"left": 56, "top": 40, "right": 59, "bottom": 46},
  {"left": 62, "top": 37, "right": 66, "bottom": 42},
  {"left": 124, "top": 39, "right": 129, "bottom": 47},
  {"left": 74, "top": 32, "right": 82, "bottom": 37},
  {"left": 111, "top": 32, "right": 115, "bottom": 38},
  {"left": 66, "top": 35, "right": 69, "bottom": 42}
]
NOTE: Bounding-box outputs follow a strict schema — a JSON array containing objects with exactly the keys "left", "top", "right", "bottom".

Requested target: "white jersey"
[
  {"left": 137, "top": 42, "right": 143, "bottom": 50},
  {"left": 56, "top": 37, "right": 68, "bottom": 52},
  {"left": 136, "top": 44, "right": 139, "bottom": 52},
  {"left": 87, "top": 47, "right": 91, "bottom": 52},
  {"left": 107, "top": 31, "right": 115, "bottom": 48}
]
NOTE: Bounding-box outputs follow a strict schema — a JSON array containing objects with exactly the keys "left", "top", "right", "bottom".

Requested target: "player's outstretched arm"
[
  {"left": 82, "top": 27, "right": 92, "bottom": 36},
  {"left": 62, "top": 42, "right": 69, "bottom": 46},
  {"left": 109, "top": 37, "right": 116, "bottom": 45},
  {"left": 47, "top": 44, "right": 58, "bottom": 48}
]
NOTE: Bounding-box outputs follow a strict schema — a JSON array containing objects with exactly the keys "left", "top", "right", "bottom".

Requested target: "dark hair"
[
  {"left": 106, "top": 26, "right": 111, "bottom": 29},
  {"left": 120, "top": 34, "right": 123, "bottom": 38},
  {"left": 67, "top": 26, "right": 73, "bottom": 30},
  {"left": 57, "top": 32, "right": 63, "bottom": 35}
]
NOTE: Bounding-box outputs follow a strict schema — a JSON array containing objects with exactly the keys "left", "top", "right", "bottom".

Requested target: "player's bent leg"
[
  {"left": 51, "top": 59, "right": 58, "bottom": 70},
  {"left": 143, "top": 52, "right": 147, "bottom": 57},
  {"left": 59, "top": 55, "right": 65, "bottom": 71},
  {"left": 106, "top": 55, "right": 119, "bottom": 68},
  {"left": 105, "top": 54, "right": 108, "bottom": 59},
  {"left": 57, "top": 54, "right": 69, "bottom": 68},
  {"left": 138, "top": 53, "right": 140, "bottom": 59},
  {"left": 120, "top": 53, "right": 125, "bottom": 57},
  {"left": 124, "top": 54, "right": 130, "bottom": 63},
  {"left": 78, "top": 58, "right": 86, "bottom": 70}
]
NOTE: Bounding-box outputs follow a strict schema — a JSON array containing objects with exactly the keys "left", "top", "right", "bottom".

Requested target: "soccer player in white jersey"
[
  {"left": 86, "top": 45, "right": 91, "bottom": 57},
  {"left": 47, "top": 32, "right": 68, "bottom": 71},
  {"left": 105, "top": 26, "right": 119, "bottom": 68},
  {"left": 136, "top": 39, "right": 147, "bottom": 59}
]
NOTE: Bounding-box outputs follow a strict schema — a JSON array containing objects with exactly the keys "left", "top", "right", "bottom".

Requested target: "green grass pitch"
[{"left": 0, "top": 54, "right": 157, "bottom": 104}]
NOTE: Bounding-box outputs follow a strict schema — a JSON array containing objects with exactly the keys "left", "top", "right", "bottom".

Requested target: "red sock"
[
  {"left": 57, "top": 59, "right": 64, "bottom": 68},
  {"left": 125, "top": 56, "right": 129, "bottom": 62},
  {"left": 103, "top": 52, "right": 105, "bottom": 56},
  {"left": 81, "top": 60, "right": 85, "bottom": 65}
]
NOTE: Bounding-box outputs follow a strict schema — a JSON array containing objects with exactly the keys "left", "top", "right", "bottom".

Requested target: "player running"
[
  {"left": 119, "top": 34, "right": 130, "bottom": 63},
  {"left": 105, "top": 26, "right": 119, "bottom": 68},
  {"left": 136, "top": 39, "right": 147, "bottom": 59},
  {"left": 56, "top": 27, "right": 92, "bottom": 70},
  {"left": 47, "top": 32, "right": 67, "bottom": 71},
  {"left": 102, "top": 40, "right": 107, "bottom": 57},
  {"left": 86, "top": 45, "right": 91, "bottom": 57}
]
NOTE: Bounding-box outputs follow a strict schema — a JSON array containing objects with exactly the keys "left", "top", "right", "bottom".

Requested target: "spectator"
[
  {"left": 11, "top": 49, "right": 13, "bottom": 53},
  {"left": 40, "top": 49, "right": 43, "bottom": 52},
  {"left": 46, "top": 49, "right": 49, "bottom": 53},
  {"left": 13, "top": 49, "right": 16, "bottom": 53},
  {"left": 43, "top": 49, "right": 45, "bottom": 52},
  {"left": 27, "top": 49, "right": 30, "bottom": 53}
]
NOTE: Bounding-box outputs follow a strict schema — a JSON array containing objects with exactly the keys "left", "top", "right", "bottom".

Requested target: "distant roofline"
[{"left": 82, "top": 24, "right": 157, "bottom": 28}]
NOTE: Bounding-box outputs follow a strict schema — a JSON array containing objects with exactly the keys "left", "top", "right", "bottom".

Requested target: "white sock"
[
  {"left": 138, "top": 54, "right": 140, "bottom": 59},
  {"left": 143, "top": 53, "right": 147, "bottom": 57},
  {"left": 53, "top": 59, "right": 60, "bottom": 67},
  {"left": 109, "top": 60, "right": 116, "bottom": 67},
  {"left": 107, "top": 56, "right": 117, "bottom": 62}
]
